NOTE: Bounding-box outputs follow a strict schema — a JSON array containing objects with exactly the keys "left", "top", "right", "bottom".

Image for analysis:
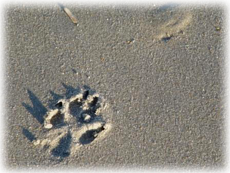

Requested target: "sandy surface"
[{"left": 5, "top": 4, "right": 225, "bottom": 169}]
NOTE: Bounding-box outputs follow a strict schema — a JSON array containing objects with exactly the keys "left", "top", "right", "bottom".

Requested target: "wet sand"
[{"left": 5, "top": 4, "right": 225, "bottom": 169}]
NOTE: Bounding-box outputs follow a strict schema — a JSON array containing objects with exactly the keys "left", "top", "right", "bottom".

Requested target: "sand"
[{"left": 4, "top": 3, "right": 225, "bottom": 169}]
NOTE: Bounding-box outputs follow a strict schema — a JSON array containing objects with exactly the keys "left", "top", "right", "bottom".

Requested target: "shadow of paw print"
[{"left": 22, "top": 85, "right": 112, "bottom": 158}]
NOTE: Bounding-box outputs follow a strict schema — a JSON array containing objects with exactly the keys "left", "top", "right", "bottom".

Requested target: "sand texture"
[{"left": 5, "top": 4, "right": 224, "bottom": 169}]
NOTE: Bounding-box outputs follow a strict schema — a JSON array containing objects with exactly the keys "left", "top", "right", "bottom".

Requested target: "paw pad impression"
[{"left": 31, "top": 88, "right": 112, "bottom": 158}]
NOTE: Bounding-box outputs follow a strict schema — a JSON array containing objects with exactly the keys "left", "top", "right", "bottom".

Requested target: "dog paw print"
[{"left": 22, "top": 86, "right": 112, "bottom": 158}]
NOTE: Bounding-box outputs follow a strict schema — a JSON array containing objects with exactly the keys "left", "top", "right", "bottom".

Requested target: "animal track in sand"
[
  {"left": 147, "top": 5, "right": 193, "bottom": 41},
  {"left": 23, "top": 87, "right": 112, "bottom": 158}
]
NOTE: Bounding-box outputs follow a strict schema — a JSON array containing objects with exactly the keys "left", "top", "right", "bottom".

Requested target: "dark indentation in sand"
[
  {"left": 69, "top": 101, "right": 82, "bottom": 118},
  {"left": 161, "top": 35, "right": 172, "bottom": 42},
  {"left": 79, "top": 126, "right": 105, "bottom": 145},
  {"left": 157, "top": 1, "right": 180, "bottom": 12},
  {"left": 22, "top": 127, "right": 36, "bottom": 142},
  {"left": 90, "top": 96, "right": 98, "bottom": 107},
  {"left": 50, "top": 111, "right": 65, "bottom": 127},
  {"left": 55, "top": 101, "right": 63, "bottom": 109},
  {"left": 51, "top": 132, "right": 72, "bottom": 157},
  {"left": 83, "top": 90, "right": 89, "bottom": 100},
  {"left": 22, "top": 89, "right": 47, "bottom": 124},
  {"left": 88, "top": 97, "right": 101, "bottom": 115},
  {"left": 71, "top": 68, "right": 77, "bottom": 74}
]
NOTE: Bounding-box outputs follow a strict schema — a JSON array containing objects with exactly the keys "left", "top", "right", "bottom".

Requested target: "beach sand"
[{"left": 4, "top": 4, "right": 225, "bottom": 169}]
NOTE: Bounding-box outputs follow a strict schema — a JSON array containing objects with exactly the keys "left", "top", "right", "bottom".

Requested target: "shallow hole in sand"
[
  {"left": 50, "top": 111, "right": 65, "bottom": 127},
  {"left": 161, "top": 35, "right": 172, "bottom": 42},
  {"left": 55, "top": 101, "right": 63, "bottom": 109},
  {"left": 79, "top": 126, "right": 105, "bottom": 145},
  {"left": 69, "top": 100, "right": 82, "bottom": 118},
  {"left": 83, "top": 90, "right": 89, "bottom": 100},
  {"left": 90, "top": 96, "right": 98, "bottom": 107}
]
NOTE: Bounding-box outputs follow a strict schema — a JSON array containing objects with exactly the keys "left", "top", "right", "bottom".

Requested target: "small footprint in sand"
[
  {"left": 147, "top": 5, "right": 193, "bottom": 41},
  {"left": 23, "top": 86, "right": 112, "bottom": 158}
]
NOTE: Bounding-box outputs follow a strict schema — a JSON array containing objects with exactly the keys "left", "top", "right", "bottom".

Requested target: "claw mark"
[
  {"left": 55, "top": 101, "right": 63, "bottom": 109},
  {"left": 83, "top": 90, "right": 89, "bottom": 100},
  {"left": 90, "top": 96, "right": 98, "bottom": 107}
]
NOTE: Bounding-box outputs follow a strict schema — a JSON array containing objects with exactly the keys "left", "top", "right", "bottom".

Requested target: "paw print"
[{"left": 22, "top": 85, "right": 112, "bottom": 158}]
